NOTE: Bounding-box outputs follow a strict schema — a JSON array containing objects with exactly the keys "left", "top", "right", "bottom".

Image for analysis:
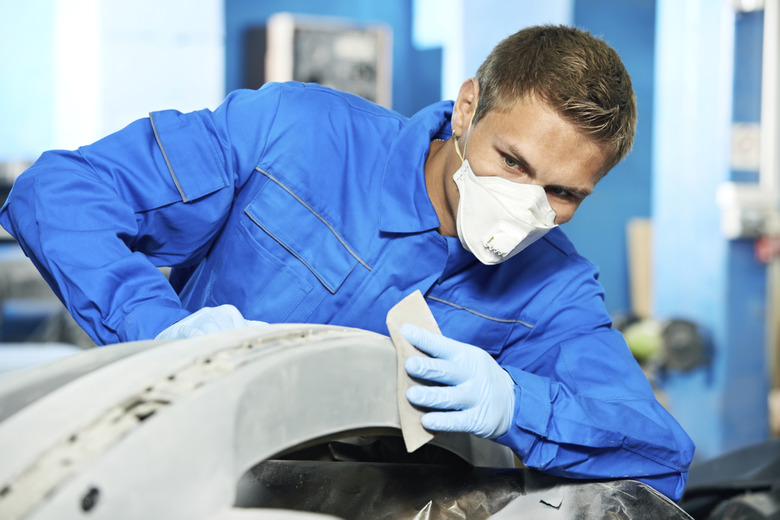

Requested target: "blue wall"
[
  {"left": 654, "top": 0, "right": 770, "bottom": 460},
  {"left": 462, "top": 1, "right": 574, "bottom": 78},
  {"left": 722, "top": 11, "right": 770, "bottom": 453},
  {"left": 563, "top": 0, "right": 656, "bottom": 316},
  {"left": 224, "top": 0, "right": 441, "bottom": 117}
]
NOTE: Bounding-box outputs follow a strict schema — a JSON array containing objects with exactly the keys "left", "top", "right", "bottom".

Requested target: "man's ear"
[{"left": 452, "top": 78, "right": 480, "bottom": 137}]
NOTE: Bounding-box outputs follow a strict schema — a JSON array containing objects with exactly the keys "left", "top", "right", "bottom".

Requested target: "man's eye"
[
  {"left": 546, "top": 186, "right": 572, "bottom": 199},
  {"left": 503, "top": 155, "right": 518, "bottom": 168}
]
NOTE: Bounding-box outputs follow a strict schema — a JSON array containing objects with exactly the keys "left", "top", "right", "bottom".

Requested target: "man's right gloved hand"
[{"left": 155, "top": 305, "right": 267, "bottom": 340}]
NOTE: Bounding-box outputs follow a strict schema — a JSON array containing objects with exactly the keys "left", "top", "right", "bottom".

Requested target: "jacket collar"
[{"left": 379, "top": 101, "right": 453, "bottom": 233}]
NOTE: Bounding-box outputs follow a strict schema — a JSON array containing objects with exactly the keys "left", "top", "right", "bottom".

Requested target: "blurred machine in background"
[{"left": 244, "top": 13, "right": 392, "bottom": 108}]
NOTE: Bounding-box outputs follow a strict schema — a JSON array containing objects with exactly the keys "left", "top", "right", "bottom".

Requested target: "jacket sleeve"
[
  {"left": 494, "top": 260, "right": 695, "bottom": 501},
  {"left": 0, "top": 86, "right": 283, "bottom": 345}
]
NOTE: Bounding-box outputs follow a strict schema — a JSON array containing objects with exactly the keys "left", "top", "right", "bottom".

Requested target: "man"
[{"left": 0, "top": 25, "right": 694, "bottom": 499}]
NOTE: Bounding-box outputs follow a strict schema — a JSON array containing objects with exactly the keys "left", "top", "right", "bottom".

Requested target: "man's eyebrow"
[
  {"left": 504, "top": 142, "right": 537, "bottom": 178},
  {"left": 503, "top": 142, "right": 593, "bottom": 198}
]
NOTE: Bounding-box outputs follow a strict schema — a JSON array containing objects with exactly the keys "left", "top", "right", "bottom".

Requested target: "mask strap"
[{"left": 454, "top": 94, "right": 479, "bottom": 163}]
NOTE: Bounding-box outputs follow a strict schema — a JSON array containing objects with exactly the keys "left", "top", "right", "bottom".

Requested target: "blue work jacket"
[{"left": 0, "top": 82, "right": 694, "bottom": 500}]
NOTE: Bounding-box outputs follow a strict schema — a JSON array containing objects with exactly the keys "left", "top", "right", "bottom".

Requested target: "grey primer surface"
[{"left": 0, "top": 325, "right": 690, "bottom": 519}]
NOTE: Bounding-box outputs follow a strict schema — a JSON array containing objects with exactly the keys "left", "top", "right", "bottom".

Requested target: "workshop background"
[{"left": 0, "top": 0, "right": 778, "bottom": 467}]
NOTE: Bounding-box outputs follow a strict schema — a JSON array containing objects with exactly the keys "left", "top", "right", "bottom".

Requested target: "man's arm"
[
  {"left": 0, "top": 86, "right": 285, "bottom": 344},
  {"left": 496, "top": 327, "right": 694, "bottom": 501},
  {"left": 402, "top": 249, "right": 694, "bottom": 501},
  {"left": 0, "top": 140, "right": 198, "bottom": 344},
  {"left": 403, "top": 324, "right": 693, "bottom": 501}
]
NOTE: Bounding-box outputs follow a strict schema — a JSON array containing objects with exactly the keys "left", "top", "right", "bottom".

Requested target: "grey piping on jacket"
[
  {"left": 426, "top": 295, "right": 534, "bottom": 329},
  {"left": 149, "top": 112, "right": 189, "bottom": 203}
]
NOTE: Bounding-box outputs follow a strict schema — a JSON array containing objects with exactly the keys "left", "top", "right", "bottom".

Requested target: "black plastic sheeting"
[
  {"left": 679, "top": 438, "right": 780, "bottom": 519},
  {"left": 235, "top": 460, "right": 692, "bottom": 519}
]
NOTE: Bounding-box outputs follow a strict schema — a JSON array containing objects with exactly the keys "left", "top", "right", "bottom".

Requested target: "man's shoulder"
[
  {"left": 533, "top": 227, "right": 593, "bottom": 269},
  {"left": 498, "top": 228, "right": 602, "bottom": 298},
  {"left": 465, "top": 228, "right": 601, "bottom": 306},
  {"left": 264, "top": 81, "right": 405, "bottom": 121}
]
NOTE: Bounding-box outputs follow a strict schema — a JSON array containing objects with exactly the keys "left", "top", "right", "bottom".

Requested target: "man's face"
[{"left": 448, "top": 94, "right": 610, "bottom": 226}]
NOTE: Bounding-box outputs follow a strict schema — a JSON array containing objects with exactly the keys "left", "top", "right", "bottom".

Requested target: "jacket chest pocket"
[
  {"left": 207, "top": 170, "right": 370, "bottom": 322},
  {"left": 245, "top": 170, "right": 370, "bottom": 292}
]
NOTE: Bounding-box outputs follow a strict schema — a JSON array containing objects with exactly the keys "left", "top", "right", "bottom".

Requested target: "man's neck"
[{"left": 423, "top": 138, "right": 458, "bottom": 237}]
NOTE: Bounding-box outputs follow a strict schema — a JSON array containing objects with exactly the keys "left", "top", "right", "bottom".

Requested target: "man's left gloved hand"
[
  {"left": 155, "top": 305, "right": 266, "bottom": 340},
  {"left": 401, "top": 324, "right": 516, "bottom": 439}
]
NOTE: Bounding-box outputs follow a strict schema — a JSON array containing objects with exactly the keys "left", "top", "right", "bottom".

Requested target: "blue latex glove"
[
  {"left": 155, "top": 305, "right": 266, "bottom": 340},
  {"left": 401, "top": 324, "right": 516, "bottom": 439}
]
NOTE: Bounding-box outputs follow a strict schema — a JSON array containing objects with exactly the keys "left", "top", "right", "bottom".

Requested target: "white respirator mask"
[{"left": 452, "top": 98, "right": 557, "bottom": 265}]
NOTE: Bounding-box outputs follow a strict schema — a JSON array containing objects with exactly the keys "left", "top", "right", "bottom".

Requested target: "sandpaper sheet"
[{"left": 386, "top": 290, "right": 440, "bottom": 452}]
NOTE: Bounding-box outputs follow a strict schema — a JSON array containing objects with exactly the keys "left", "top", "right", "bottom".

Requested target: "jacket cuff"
[
  {"left": 504, "top": 365, "right": 552, "bottom": 436},
  {"left": 118, "top": 299, "right": 191, "bottom": 343},
  {"left": 494, "top": 366, "right": 553, "bottom": 464}
]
